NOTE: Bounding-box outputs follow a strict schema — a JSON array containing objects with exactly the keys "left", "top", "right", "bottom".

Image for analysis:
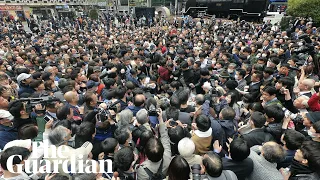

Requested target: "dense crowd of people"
[{"left": 0, "top": 13, "right": 320, "bottom": 180}]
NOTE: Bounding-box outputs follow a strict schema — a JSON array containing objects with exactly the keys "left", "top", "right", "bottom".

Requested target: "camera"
[
  {"left": 191, "top": 164, "right": 202, "bottom": 180},
  {"left": 16, "top": 96, "right": 60, "bottom": 114},
  {"left": 148, "top": 104, "right": 158, "bottom": 117}
]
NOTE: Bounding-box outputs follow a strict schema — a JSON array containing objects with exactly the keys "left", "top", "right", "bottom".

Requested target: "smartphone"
[{"left": 44, "top": 116, "right": 51, "bottom": 122}]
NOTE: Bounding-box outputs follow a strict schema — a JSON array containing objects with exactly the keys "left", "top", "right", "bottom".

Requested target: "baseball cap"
[
  {"left": 0, "top": 110, "right": 14, "bottom": 121},
  {"left": 306, "top": 111, "right": 320, "bottom": 124},
  {"left": 86, "top": 80, "right": 99, "bottom": 89},
  {"left": 219, "top": 71, "right": 230, "bottom": 78},
  {"left": 17, "top": 73, "right": 32, "bottom": 84}
]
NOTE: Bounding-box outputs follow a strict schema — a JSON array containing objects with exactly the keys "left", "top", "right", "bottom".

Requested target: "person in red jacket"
[
  {"left": 158, "top": 60, "right": 173, "bottom": 85},
  {"left": 308, "top": 92, "right": 320, "bottom": 111}
]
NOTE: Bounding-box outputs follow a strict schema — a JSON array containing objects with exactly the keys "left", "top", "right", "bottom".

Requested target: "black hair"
[
  {"left": 283, "top": 129, "right": 305, "bottom": 150},
  {"left": 248, "top": 102, "right": 264, "bottom": 113},
  {"left": 264, "top": 105, "right": 284, "bottom": 123},
  {"left": 170, "top": 81, "right": 181, "bottom": 90},
  {"left": 169, "top": 95, "right": 181, "bottom": 109},
  {"left": 178, "top": 89, "right": 190, "bottom": 105},
  {"left": 243, "top": 47, "right": 252, "bottom": 54},
  {"left": 62, "top": 85, "right": 75, "bottom": 94},
  {"left": 230, "top": 138, "right": 250, "bottom": 161},
  {"left": 70, "top": 69, "right": 80, "bottom": 80},
  {"left": 203, "top": 152, "right": 223, "bottom": 177},
  {"left": 105, "top": 89, "right": 116, "bottom": 100},
  {"left": 84, "top": 91, "right": 96, "bottom": 107},
  {"left": 113, "top": 148, "right": 134, "bottom": 175},
  {"left": 56, "top": 105, "right": 71, "bottom": 120},
  {"left": 227, "top": 91, "right": 239, "bottom": 107},
  {"left": 18, "top": 123, "right": 38, "bottom": 140},
  {"left": 220, "top": 107, "right": 236, "bottom": 120},
  {"left": 168, "top": 126, "right": 189, "bottom": 155},
  {"left": 0, "top": 146, "right": 31, "bottom": 170},
  {"left": 250, "top": 111, "right": 266, "bottom": 128},
  {"left": 145, "top": 137, "right": 164, "bottom": 162},
  {"left": 103, "top": 78, "right": 116, "bottom": 89},
  {"left": 200, "top": 68, "right": 210, "bottom": 76},
  {"left": 196, "top": 115, "right": 211, "bottom": 132},
  {"left": 75, "top": 121, "right": 96, "bottom": 148},
  {"left": 167, "top": 156, "right": 190, "bottom": 180},
  {"left": 8, "top": 101, "right": 25, "bottom": 119},
  {"left": 300, "top": 140, "right": 320, "bottom": 173},
  {"left": 115, "top": 86, "right": 126, "bottom": 99},
  {"left": 263, "top": 86, "right": 278, "bottom": 96},
  {"left": 225, "top": 80, "right": 238, "bottom": 90},
  {"left": 263, "top": 67, "right": 275, "bottom": 75},
  {"left": 312, "top": 121, "right": 320, "bottom": 133},
  {"left": 125, "top": 81, "right": 135, "bottom": 90},
  {"left": 137, "top": 130, "right": 154, "bottom": 156},
  {"left": 278, "top": 77, "right": 295, "bottom": 88},
  {"left": 114, "top": 127, "right": 130, "bottom": 145},
  {"left": 253, "top": 64, "right": 264, "bottom": 72},
  {"left": 253, "top": 71, "right": 263, "bottom": 81},
  {"left": 101, "top": 138, "right": 119, "bottom": 155}
]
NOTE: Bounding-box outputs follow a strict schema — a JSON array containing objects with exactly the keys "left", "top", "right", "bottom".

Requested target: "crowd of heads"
[{"left": 0, "top": 13, "right": 319, "bottom": 180}]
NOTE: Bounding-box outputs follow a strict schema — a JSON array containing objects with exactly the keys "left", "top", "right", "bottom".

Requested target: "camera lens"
[{"left": 191, "top": 164, "right": 201, "bottom": 180}]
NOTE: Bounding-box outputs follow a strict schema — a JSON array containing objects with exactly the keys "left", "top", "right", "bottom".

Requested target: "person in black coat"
[
  {"left": 240, "top": 111, "right": 275, "bottom": 148},
  {"left": 180, "top": 61, "right": 194, "bottom": 87},
  {"left": 281, "top": 141, "right": 320, "bottom": 180},
  {"left": 247, "top": 71, "right": 263, "bottom": 102},
  {"left": 214, "top": 138, "right": 253, "bottom": 180}
]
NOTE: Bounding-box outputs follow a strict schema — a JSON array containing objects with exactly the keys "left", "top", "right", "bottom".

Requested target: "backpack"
[{"left": 144, "top": 160, "right": 164, "bottom": 180}]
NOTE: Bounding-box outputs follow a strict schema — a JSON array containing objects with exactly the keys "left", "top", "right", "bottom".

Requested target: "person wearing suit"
[
  {"left": 240, "top": 112, "right": 275, "bottom": 148},
  {"left": 213, "top": 138, "right": 253, "bottom": 180},
  {"left": 262, "top": 39, "right": 271, "bottom": 51},
  {"left": 247, "top": 72, "right": 263, "bottom": 101}
]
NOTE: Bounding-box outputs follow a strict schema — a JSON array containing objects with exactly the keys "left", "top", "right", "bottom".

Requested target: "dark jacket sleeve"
[{"left": 284, "top": 100, "right": 300, "bottom": 114}]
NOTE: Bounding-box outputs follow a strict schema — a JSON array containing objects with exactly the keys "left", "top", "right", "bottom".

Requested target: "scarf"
[{"left": 290, "top": 159, "right": 313, "bottom": 177}]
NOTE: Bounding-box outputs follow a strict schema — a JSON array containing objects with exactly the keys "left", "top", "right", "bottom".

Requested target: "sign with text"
[{"left": 0, "top": 5, "right": 23, "bottom": 11}]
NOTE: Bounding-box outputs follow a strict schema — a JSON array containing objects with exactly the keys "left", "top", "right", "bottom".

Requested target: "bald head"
[
  {"left": 195, "top": 94, "right": 205, "bottom": 105},
  {"left": 134, "top": 94, "right": 146, "bottom": 107},
  {"left": 64, "top": 91, "right": 78, "bottom": 104},
  {"left": 293, "top": 96, "right": 310, "bottom": 109},
  {"left": 302, "top": 79, "right": 315, "bottom": 91}
]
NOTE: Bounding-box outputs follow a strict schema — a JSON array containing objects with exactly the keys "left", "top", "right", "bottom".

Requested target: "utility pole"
[{"left": 175, "top": 0, "right": 178, "bottom": 15}]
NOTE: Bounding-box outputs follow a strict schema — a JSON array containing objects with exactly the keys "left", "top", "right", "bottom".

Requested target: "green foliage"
[
  {"left": 89, "top": 9, "right": 99, "bottom": 20},
  {"left": 287, "top": 0, "right": 320, "bottom": 23},
  {"left": 279, "top": 16, "right": 295, "bottom": 31}
]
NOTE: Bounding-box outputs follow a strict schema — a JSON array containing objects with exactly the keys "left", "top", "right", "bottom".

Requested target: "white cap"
[
  {"left": 203, "top": 81, "right": 213, "bottom": 90},
  {"left": 0, "top": 110, "right": 14, "bottom": 121},
  {"left": 17, "top": 73, "right": 31, "bottom": 84}
]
